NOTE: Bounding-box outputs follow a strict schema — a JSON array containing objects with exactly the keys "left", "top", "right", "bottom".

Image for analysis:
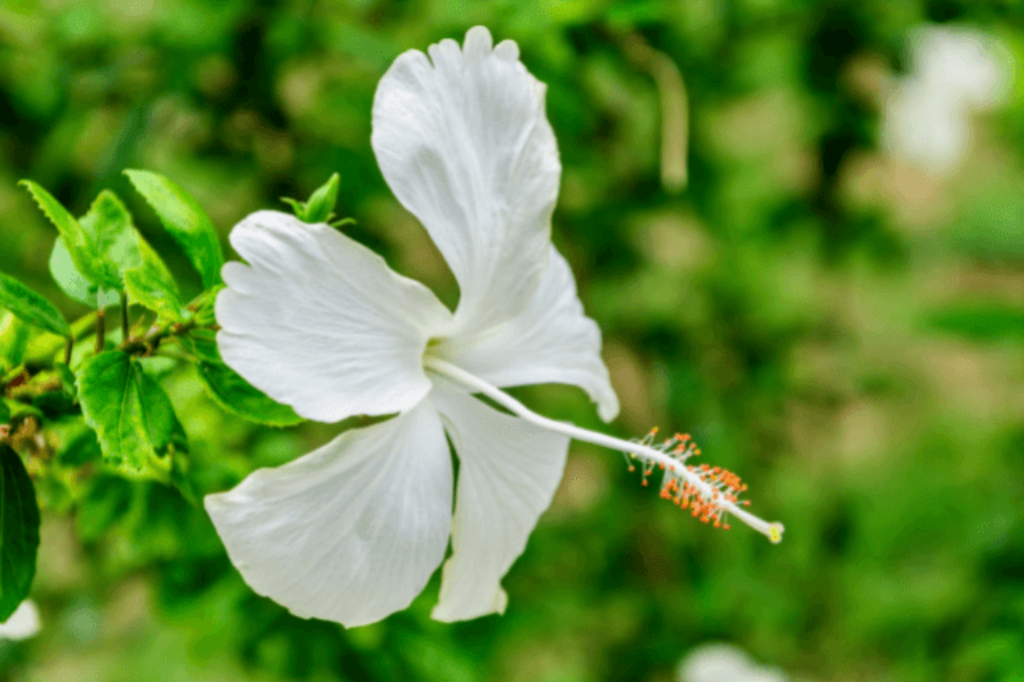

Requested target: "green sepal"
[
  {"left": 0, "top": 444, "right": 41, "bottom": 622},
  {"left": 124, "top": 170, "right": 225, "bottom": 289},
  {"left": 281, "top": 173, "right": 341, "bottom": 224},
  {"left": 20, "top": 180, "right": 121, "bottom": 290},
  {"left": 0, "top": 269, "right": 70, "bottom": 338},
  {"left": 302, "top": 172, "right": 341, "bottom": 223}
]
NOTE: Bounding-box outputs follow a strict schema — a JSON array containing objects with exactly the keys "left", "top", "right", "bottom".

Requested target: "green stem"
[
  {"left": 95, "top": 307, "right": 105, "bottom": 355},
  {"left": 120, "top": 291, "right": 129, "bottom": 341},
  {"left": 118, "top": 317, "right": 199, "bottom": 356}
]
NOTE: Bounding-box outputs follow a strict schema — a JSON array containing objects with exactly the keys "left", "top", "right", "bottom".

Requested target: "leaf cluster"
[{"left": 0, "top": 171, "right": 315, "bottom": 624}]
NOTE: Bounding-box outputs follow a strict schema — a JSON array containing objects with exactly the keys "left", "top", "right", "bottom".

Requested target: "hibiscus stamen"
[
  {"left": 623, "top": 430, "right": 765, "bottom": 534},
  {"left": 425, "top": 357, "right": 784, "bottom": 544}
]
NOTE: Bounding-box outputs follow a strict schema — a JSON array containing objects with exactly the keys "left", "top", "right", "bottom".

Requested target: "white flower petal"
[
  {"left": 216, "top": 210, "right": 453, "bottom": 423},
  {"left": 372, "top": 26, "right": 560, "bottom": 336},
  {"left": 0, "top": 600, "right": 40, "bottom": 641},
  {"left": 433, "top": 245, "right": 619, "bottom": 422},
  {"left": 428, "top": 380, "right": 570, "bottom": 622},
  {"left": 205, "top": 400, "right": 453, "bottom": 628}
]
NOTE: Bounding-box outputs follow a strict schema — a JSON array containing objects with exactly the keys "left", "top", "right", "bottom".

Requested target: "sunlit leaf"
[
  {"left": 0, "top": 269, "right": 70, "bottom": 338},
  {"left": 124, "top": 239, "right": 188, "bottom": 322},
  {"left": 124, "top": 170, "right": 225, "bottom": 289},
  {"left": 20, "top": 180, "right": 121, "bottom": 290}
]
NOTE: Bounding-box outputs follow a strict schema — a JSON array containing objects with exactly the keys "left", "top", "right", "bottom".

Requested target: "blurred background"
[{"left": 2, "top": 0, "right": 1023, "bottom": 680}]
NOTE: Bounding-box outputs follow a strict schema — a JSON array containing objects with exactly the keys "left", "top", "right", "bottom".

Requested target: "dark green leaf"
[
  {"left": 168, "top": 452, "right": 199, "bottom": 507},
  {"left": 302, "top": 173, "right": 340, "bottom": 224},
  {"left": 181, "top": 330, "right": 301, "bottom": 426},
  {"left": 135, "top": 368, "right": 189, "bottom": 456},
  {"left": 0, "top": 269, "right": 70, "bottom": 338},
  {"left": 0, "top": 400, "right": 8, "bottom": 425},
  {"left": 196, "top": 360, "right": 303, "bottom": 427},
  {"left": 20, "top": 180, "right": 121, "bottom": 290},
  {"left": 58, "top": 427, "right": 102, "bottom": 468},
  {"left": 183, "top": 330, "right": 300, "bottom": 426},
  {"left": 0, "top": 444, "right": 41, "bottom": 622},
  {"left": 76, "top": 473, "right": 133, "bottom": 542},
  {"left": 124, "top": 170, "right": 225, "bottom": 289}
]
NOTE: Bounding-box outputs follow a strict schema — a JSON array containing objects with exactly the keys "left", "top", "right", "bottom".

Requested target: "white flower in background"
[
  {"left": 206, "top": 26, "right": 782, "bottom": 629},
  {"left": 0, "top": 600, "right": 41, "bottom": 642},
  {"left": 678, "top": 643, "right": 789, "bottom": 682},
  {"left": 883, "top": 25, "right": 1010, "bottom": 174}
]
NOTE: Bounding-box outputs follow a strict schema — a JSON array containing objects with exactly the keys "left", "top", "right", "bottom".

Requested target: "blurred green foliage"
[{"left": 2, "top": 0, "right": 1024, "bottom": 681}]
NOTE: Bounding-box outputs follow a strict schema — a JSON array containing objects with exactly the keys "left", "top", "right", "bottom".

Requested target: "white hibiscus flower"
[{"left": 205, "top": 26, "right": 782, "bottom": 628}]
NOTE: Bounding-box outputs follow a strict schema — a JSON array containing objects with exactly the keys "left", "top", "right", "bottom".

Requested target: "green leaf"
[
  {"left": 302, "top": 173, "right": 340, "bottom": 224},
  {"left": 49, "top": 191, "right": 177, "bottom": 311},
  {"left": 20, "top": 180, "right": 121, "bottom": 290},
  {"left": 79, "top": 351, "right": 152, "bottom": 469},
  {"left": 124, "top": 239, "right": 188, "bottom": 322},
  {"left": 1, "top": 399, "right": 42, "bottom": 421},
  {"left": 49, "top": 236, "right": 121, "bottom": 309},
  {"left": 0, "top": 269, "right": 70, "bottom": 338},
  {"left": 0, "top": 444, "right": 41, "bottom": 622},
  {"left": 183, "top": 333, "right": 302, "bottom": 427},
  {"left": 0, "top": 400, "right": 9, "bottom": 424},
  {"left": 135, "top": 368, "right": 189, "bottom": 456},
  {"left": 78, "top": 352, "right": 189, "bottom": 470},
  {"left": 79, "top": 190, "right": 143, "bottom": 272},
  {"left": 196, "top": 361, "right": 303, "bottom": 427},
  {"left": 124, "top": 170, "right": 225, "bottom": 289},
  {"left": 58, "top": 428, "right": 102, "bottom": 468},
  {"left": 0, "top": 312, "right": 31, "bottom": 370}
]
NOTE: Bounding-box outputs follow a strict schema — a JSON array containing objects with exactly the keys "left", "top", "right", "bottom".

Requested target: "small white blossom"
[
  {"left": 678, "top": 643, "right": 789, "bottom": 682},
  {"left": 883, "top": 25, "right": 1010, "bottom": 174},
  {"left": 0, "top": 600, "right": 41, "bottom": 642}
]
